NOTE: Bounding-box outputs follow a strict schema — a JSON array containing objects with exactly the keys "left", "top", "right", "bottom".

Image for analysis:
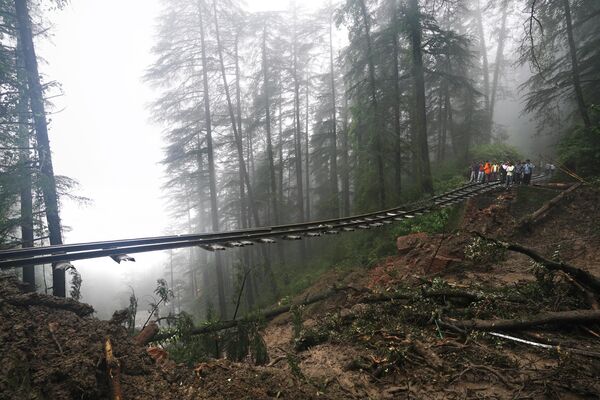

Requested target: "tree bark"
[
  {"left": 358, "top": 0, "right": 386, "bottom": 208},
  {"left": 198, "top": 0, "right": 226, "bottom": 318},
  {"left": 292, "top": 7, "right": 306, "bottom": 222},
  {"left": 561, "top": 0, "right": 591, "bottom": 128},
  {"left": 14, "top": 0, "right": 64, "bottom": 296},
  {"left": 450, "top": 309, "right": 600, "bottom": 331},
  {"left": 328, "top": 10, "right": 340, "bottom": 218},
  {"left": 340, "top": 93, "right": 351, "bottom": 217},
  {"left": 262, "top": 25, "right": 280, "bottom": 225},
  {"left": 408, "top": 0, "right": 434, "bottom": 195},
  {"left": 391, "top": 1, "right": 402, "bottom": 200},
  {"left": 16, "top": 40, "right": 35, "bottom": 288},
  {"left": 475, "top": 0, "right": 491, "bottom": 140},
  {"left": 212, "top": 1, "right": 260, "bottom": 229},
  {"left": 489, "top": 0, "right": 509, "bottom": 127}
]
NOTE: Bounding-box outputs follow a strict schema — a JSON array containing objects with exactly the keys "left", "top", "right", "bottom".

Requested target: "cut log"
[
  {"left": 448, "top": 309, "right": 600, "bottom": 331},
  {"left": 134, "top": 322, "right": 159, "bottom": 346},
  {"left": 104, "top": 337, "right": 123, "bottom": 400}
]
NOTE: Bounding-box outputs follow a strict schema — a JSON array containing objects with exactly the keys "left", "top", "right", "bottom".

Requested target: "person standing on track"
[
  {"left": 470, "top": 161, "right": 479, "bottom": 182},
  {"left": 505, "top": 161, "right": 515, "bottom": 188},
  {"left": 500, "top": 161, "right": 508, "bottom": 183},
  {"left": 514, "top": 161, "right": 523, "bottom": 185},
  {"left": 491, "top": 161, "right": 499, "bottom": 181},
  {"left": 483, "top": 161, "right": 492, "bottom": 183},
  {"left": 478, "top": 162, "right": 485, "bottom": 182},
  {"left": 523, "top": 159, "right": 534, "bottom": 185}
]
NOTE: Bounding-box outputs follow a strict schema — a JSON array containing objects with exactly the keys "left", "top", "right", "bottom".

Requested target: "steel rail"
[
  {"left": 0, "top": 181, "right": 502, "bottom": 270},
  {"left": 0, "top": 181, "right": 485, "bottom": 261}
]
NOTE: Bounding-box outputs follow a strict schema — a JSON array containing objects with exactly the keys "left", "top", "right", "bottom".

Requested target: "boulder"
[{"left": 396, "top": 232, "right": 428, "bottom": 254}]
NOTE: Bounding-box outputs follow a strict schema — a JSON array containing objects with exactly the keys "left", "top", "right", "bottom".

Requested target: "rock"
[
  {"left": 397, "top": 232, "right": 428, "bottom": 254},
  {"left": 427, "top": 255, "right": 462, "bottom": 274}
]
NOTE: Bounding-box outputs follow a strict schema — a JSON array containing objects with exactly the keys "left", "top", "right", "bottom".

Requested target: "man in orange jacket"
[{"left": 483, "top": 161, "right": 492, "bottom": 183}]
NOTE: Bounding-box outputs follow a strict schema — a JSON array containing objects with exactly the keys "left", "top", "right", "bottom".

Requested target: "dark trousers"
[{"left": 523, "top": 173, "right": 532, "bottom": 185}]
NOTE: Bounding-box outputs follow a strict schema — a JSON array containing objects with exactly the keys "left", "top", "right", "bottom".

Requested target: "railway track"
[{"left": 0, "top": 178, "right": 537, "bottom": 270}]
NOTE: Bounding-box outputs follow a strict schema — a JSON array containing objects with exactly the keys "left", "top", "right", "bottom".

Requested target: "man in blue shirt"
[{"left": 523, "top": 159, "right": 534, "bottom": 185}]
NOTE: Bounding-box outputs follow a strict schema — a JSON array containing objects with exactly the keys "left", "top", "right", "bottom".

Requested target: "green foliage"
[
  {"left": 126, "top": 287, "right": 138, "bottom": 335},
  {"left": 469, "top": 143, "right": 522, "bottom": 163},
  {"left": 558, "top": 117, "right": 600, "bottom": 177},
  {"left": 163, "top": 312, "right": 220, "bottom": 364},
  {"left": 68, "top": 268, "right": 82, "bottom": 301},
  {"left": 291, "top": 305, "right": 304, "bottom": 340},
  {"left": 464, "top": 237, "right": 507, "bottom": 264}
]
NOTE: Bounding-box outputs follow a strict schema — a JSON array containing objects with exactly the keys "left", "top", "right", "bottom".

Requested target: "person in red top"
[{"left": 483, "top": 161, "right": 492, "bottom": 183}]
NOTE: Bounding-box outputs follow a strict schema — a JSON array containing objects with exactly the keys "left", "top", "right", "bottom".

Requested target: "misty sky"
[
  {"left": 33, "top": 0, "right": 544, "bottom": 308},
  {"left": 36, "top": 0, "right": 328, "bottom": 305}
]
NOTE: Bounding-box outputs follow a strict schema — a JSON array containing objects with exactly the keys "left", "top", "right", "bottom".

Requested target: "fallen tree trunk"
[
  {"left": 447, "top": 309, "right": 600, "bottom": 331},
  {"left": 153, "top": 286, "right": 528, "bottom": 341},
  {"left": 134, "top": 322, "right": 159, "bottom": 346},
  {"left": 153, "top": 287, "right": 351, "bottom": 341},
  {"left": 473, "top": 232, "right": 600, "bottom": 293},
  {"left": 0, "top": 292, "right": 94, "bottom": 317},
  {"left": 519, "top": 182, "right": 582, "bottom": 228}
]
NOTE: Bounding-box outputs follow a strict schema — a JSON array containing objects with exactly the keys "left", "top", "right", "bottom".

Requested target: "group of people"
[{"left": 469, "top": 160, "right": 536, "bottom": 187}]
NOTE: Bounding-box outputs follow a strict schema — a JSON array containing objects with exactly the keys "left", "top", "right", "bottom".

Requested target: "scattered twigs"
[
  {"left": 104, "top": 337, "right": 123, "bottom": 400},
  {"left": 0, "top": 292, "right": 94, "bottom": 317},
  {"left": 472, "top": 232, "right": 600, "bottom": 293},
  {"left": 446, "top": 309, "right": 600, "bottom": 331}
]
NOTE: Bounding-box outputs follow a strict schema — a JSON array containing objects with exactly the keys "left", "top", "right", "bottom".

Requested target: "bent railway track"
[{"left": 0, "top": 178, "right": 539, "bottom": 270}]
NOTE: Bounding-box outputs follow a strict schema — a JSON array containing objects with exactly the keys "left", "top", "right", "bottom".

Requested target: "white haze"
[
  {"left": 37, "top": 0, "right": 330, "bottom": 317},
  {"left": 36, "top": 0, "right": 546, "bottom": 317}
]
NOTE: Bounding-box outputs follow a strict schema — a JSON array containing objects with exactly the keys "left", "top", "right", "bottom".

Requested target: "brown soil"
[
  {"left": 2, "top": 184, "right": 599, "bottom": 399},
  {"left": 262, "top": 184, "right": 600, "bottom": 399}
]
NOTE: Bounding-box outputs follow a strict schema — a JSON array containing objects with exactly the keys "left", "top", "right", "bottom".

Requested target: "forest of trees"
[{"left": 1, "top": 0, "right": 599, "bottom": 319}]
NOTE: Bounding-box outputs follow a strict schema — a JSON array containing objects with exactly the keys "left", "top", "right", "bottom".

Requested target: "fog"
[
  {"left": 36, "top": 0, "right": 333, "bottom": 318},
  {"left": 30, "top": 0, "right": 557, "bottom": 319}
]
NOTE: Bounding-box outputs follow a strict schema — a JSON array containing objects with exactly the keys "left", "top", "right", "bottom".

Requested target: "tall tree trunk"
[
  {"left": 391, "top": 1, "right": 402, "bottom": 200},
  {"left": 262, "top": 25, "right": 280, "bottom": 225},
  {"left": 16, "top": 41, "right": 34, "bottom": 288},
  {"left": 292, "top": 8, "right": 305, "bottom": 221},
  {"left": 212, "top": 0, "right": 260, "bottom": 228},
  {"left": 475, "top": 0, "right": 491, "bottom": 141},
  {"left": 305, "top": 71, "right": 311, "bottom": 221},
  {"left": 489, "top": 0, "right": 509, "bottom": 127},
  {"left": 340, "top": 93, "right": 351, "bottom": 216},
  {"left": 234, "top": 35, "right": 250, "bottom": 228},
  {"left": 561, "top": 0, "right": 591, "bottom": 128},
  {"left": 277, "top": 96, "right": 284, "bottom": 216},
  {"left": 198, "top": 0, "right": 226, "bottom": 318},
  {"left": 328, "top": 11, "right": 339, "bottom": 218},
  {"left": 14, "top": 0, "right": 64, "bottom": 296},
  {"left": 408, "top": 0, "right": 434, "bottom": 195},
  {"left": 358, "top": 0, "right": 386, "bottom": 208}
]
